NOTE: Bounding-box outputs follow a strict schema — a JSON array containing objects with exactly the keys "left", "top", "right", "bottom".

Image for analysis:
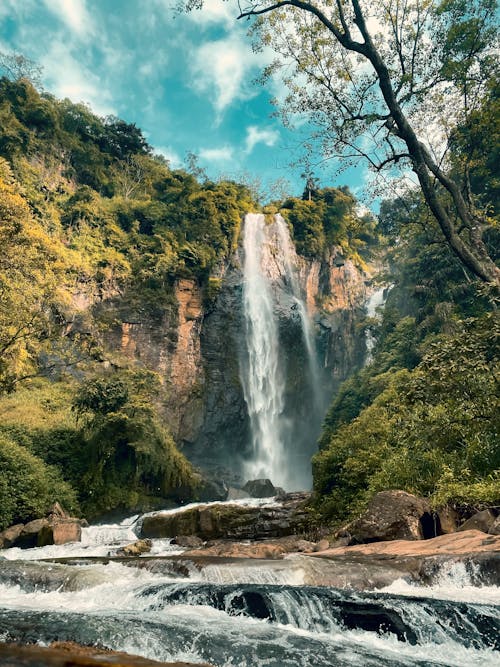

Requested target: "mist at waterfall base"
[
  {"left": 0, "top": 510, "right": 499, "bottom": 667},
  {"left": 240, "top": 213, "right": 325, "bottom": 491}
]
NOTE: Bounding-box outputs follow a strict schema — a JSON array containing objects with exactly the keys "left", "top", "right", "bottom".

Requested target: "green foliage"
[
  {"left": 313, "top": 315, "right": 499, "bottom": 524},
  {"left": 281, "top": 185, "right": 378, "bottom": 261},
  {"left": 73, "top": 371, "right": 196, "bottom": 516},
  {"left": 0, "top": 432, "right": 79, "bottom": 530}
]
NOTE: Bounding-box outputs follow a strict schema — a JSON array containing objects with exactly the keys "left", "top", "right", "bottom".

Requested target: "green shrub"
[{"left": 0, "top": 433, "right": 79, "bottom": 530}]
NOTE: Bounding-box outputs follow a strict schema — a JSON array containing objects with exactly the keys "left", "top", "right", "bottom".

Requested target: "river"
[{"left": 0, "top": 500, "right": 498, "bottom": 666}]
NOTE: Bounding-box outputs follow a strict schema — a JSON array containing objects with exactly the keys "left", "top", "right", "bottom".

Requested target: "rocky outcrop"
[
  {"left": 86, "top": 218, "right": 372, "bottom": 483},
  {"left": 0, "top": 642, "right": 211, "bottom": 667},
  {"left": 0, "top": 505, "right": 83, "bottom": 550},
  {"left": 313, "top": 529, "right": 500, "bottom": 559},
  {"left": 243, "top": 479, "right": 277, "bottom": 498},
  {"left": 139, "top": 493, "right": 311, "bottom": 541},
  {"left": 116, "top": 539, "right": 152, "bottom": 557},
  {"left": 458, "top": 509, "right": 497, "bottom": 534},
  {"left": 337, "top": 491, "right": 435, "bottom": 544}
]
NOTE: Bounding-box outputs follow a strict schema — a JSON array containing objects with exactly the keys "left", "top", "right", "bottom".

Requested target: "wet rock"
[
  {"left": 116, "top": 539, "right": 152, "bottom": 557},
  {"left": 0, "top": 642, "right": 211, "bottom": 666},
  {"left": 338, "top": 490, "right": 434, "bottom": 544},
  {"left": 294, "top": 540, "right": 316, "bottom": 553},
  {"left": 140, "top": 495, "right": 311, "bottom": 541},
  {"left": 0, "top": 524, "right": 24, "bottom": 549},
  {"left": 226, "top": 487, "right": 251, "bottom": 500},
  {"left": 489, "top": 516, "right": 500, "bottom": 535},
  {"left": 436, "top": 506, "right": 459, "bottom": 534},
  {"left": 14, "top": 519, "right": 50, "bottom": 549},
  {"left": 197, "top": 478, "right": 228, "bottom": 502},
  {"left": 172, "top": 535, "right": 204, "bottom": 548},
  {"left": 313, "top": 539, "right": 330, "bottom": 552},
  {"left": 243, "top": 479, "right": 277, "bottom": 498},
  {"left": 458, "top": 509, "right": 496, "bottom": 534},
  {"left": 38, "top": 520, "right": 82, "bottom": 547}
]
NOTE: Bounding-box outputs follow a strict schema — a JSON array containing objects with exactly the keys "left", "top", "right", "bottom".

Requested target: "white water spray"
[
  {"left": 241, "top": 213, "right": 287, "bottom": 486},
  {"left": 364, "top": 285, "right": 391, "bottom": 364},
  {"left": 240, "top": 214, "right": 322, "bottom": 488}
]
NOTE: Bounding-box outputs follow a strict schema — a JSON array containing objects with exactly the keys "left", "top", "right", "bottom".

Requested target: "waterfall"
[
  {"left": 241, "top": 213, "right": 287, "bottom": 486},
  {"left": 364, "top": 285, "right": 391, "bottom": 364},
  {"left": 240, "top": 213, "right": 320, "bottom": 490}
]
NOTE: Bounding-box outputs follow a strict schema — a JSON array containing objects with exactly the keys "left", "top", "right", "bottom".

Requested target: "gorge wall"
[{"left": 88, "top": 214, "right": 372, "bottom": 489}]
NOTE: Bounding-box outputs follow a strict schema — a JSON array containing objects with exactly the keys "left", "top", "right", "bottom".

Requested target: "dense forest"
[{"left": 0, "top": 66, "right": 498, "bottom": 531}]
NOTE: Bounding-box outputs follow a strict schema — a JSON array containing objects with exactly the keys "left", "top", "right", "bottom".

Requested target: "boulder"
[
  {"left": 339, "top": 490, "right": 434, "bottom": 544},
  {"left": 489, "top": 516, "right": 500, "bottom": 535},
  {"left": 313, "top": 539, "right": 330, "bottom": 552},
  {"left": 226, "top": 487, "right": 251, "bottom": 500},
  {"left": 197, "top": 478, "right": 228, "bottom": 502},
  {"left": 243, "top": 478, "right": 277, "bottom": 498},
  {"left": 116, "top": 539, "right": 152, "bottom": 557},
  {"left": 38, "top": 519, "right": 82, "bottom": 547},
  {"left": 140, "top": 494, "right": 311, "bottom": 541},
  {"left": 458, "top": 509, "right": 497, "bottom": 534},
  {"left": 294, "top": 539, "right": 316, "bottom": 553},
  {"left": 15, "top": 519, "right": 50, "bottom": 549},
  {"left": 436, "top": 506, "right": 459, "bottom": 534},
  {"left": 0, "top": 523, "right": 24, "bottom": 549},
  {"left": 172, "top": 535, "right": 204, "bottom": 548}
]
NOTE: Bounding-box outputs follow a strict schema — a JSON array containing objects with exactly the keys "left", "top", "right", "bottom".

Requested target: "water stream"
[{"left": 0, "top": 506, "right": 498, "bottom": 666}]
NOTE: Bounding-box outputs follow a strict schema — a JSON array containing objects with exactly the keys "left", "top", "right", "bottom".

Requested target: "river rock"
[
  {"left": 458, "top": 509, "right": 497, "bottom": 533},
  {"left": 313, "top": 539, "right": 330, "bottom": 552},
  {"left": 116, "top": 539, "right": 152, "bottom": 556},
  {"left": 38, "top": 519, "right": 82, "bottom": 547},
  {"left": 436, "top": 506, "right": 459, "bottom": 534},
  {"left": 243, "top": 479, "right": 277, "bottom": 498},
  {"left": 0, "top": 524, "right": 24, "bottom": 549},
  {"left": 226, "top": 487, "right": 251, "bottom": 500},
  {"left": 140, "top": 494, "right": 311, "bottom": 541},
  {"left": 197, "top": 478, "right": 228, "bottom": 502},
  {"left": 14, "top": 519, "right": 50, "bottom": 549},
  {"left": 489, "top": 516, "right": 500, "bottom": 535},
  {"left": 0, "top": 642, "right": 212, "bottom": 666},
  {"left": 172, "top": 535, "right": 204, "bottom": 548},
  {"left": 337, "top": 490, "right": 435, "bottom": 544}
]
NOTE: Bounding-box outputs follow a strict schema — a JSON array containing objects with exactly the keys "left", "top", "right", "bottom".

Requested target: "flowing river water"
[{"left": 1, "top": 500, "right": 499, "bottom": 666}]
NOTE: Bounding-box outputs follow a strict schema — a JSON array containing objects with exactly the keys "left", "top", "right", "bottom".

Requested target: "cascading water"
[
  {"left": 364, "top": 285, "right": 391, "bottom": 364},
  {"left": 241, "top": 213, "right": 287, "bottom": 486},
  {"left": 240, "top": 213, "right": 321, "bottom": 489}
]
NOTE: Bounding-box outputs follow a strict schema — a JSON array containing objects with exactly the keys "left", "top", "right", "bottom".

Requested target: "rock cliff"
[{"left": 85, "top": 218, "right": 371, "bottom": 486}]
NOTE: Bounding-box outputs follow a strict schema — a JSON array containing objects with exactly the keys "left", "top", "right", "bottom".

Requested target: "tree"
[
  {"left": 0, "top": 51, "right": 43, "bottom": 87},
  {"left": 187, "top": 0, "right": 499, "bottom": 283}
]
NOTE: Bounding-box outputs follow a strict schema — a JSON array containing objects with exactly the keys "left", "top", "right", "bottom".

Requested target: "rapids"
[{"left": 0, "top": 504, "right": 499, "bottom": 666}]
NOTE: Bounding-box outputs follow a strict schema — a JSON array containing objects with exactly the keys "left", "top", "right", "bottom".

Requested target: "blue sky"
[{"left": 0, "top": 0, "right": 369, "bottom": 200}]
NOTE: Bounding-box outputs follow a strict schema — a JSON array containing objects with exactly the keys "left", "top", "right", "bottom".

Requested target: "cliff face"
[{"left": 89, "top": 231, "right": 371, "bottom": 485}]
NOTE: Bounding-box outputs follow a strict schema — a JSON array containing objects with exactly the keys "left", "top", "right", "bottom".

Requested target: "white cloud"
[
  {"left": 40, "top": 40, "right": 115, "bottom": 116},
  {"left": 186, "top": 0, "right": 234, "bottom": 27},
  {"left": 244, "top": 125, "right": 279, "bottom": 154},
  {"left": 199, "top": 146, "right": 234, "bottom": 161},
  {"left": 42, "top": 0, "right": 94, "bottom": 39},
  {"left": 190, "top": 33, "right": 267, "bottom": 119}
]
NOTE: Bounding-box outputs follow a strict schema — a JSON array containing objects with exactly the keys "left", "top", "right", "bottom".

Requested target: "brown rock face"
[
  {"left": 339, "top": 490, "right": 435, "bottom": 544},
  {"left": 312, "top": 529, "right": 500, "bottom": 559},
  {"left": 140, "top": 494, "right": 311, "bottom": 541},
  {"left": 458, "top": 509, "right": 497, "bottom": 534},
  {"left": 436, "top": 506, "right": 459, "bottom": 534},
  {"left": 0, "top": 524, "right": 24, "bottom": 549},
  {"left": 0, "top": 642, "right": 211, "bottom": 667},
  {"left": 116, "top": 539, "right": 152, "bottom": 557},
  {"left": 38, "top": 520, "right": 82, "bottom": 547},
  {"left": 15, "top": 519, "right": 50, "bottom": 549}
]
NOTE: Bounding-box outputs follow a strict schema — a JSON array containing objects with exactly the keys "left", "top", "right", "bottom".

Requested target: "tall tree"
[{"left": 187, "top": 0, "right": 499, "bottom": 283}]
